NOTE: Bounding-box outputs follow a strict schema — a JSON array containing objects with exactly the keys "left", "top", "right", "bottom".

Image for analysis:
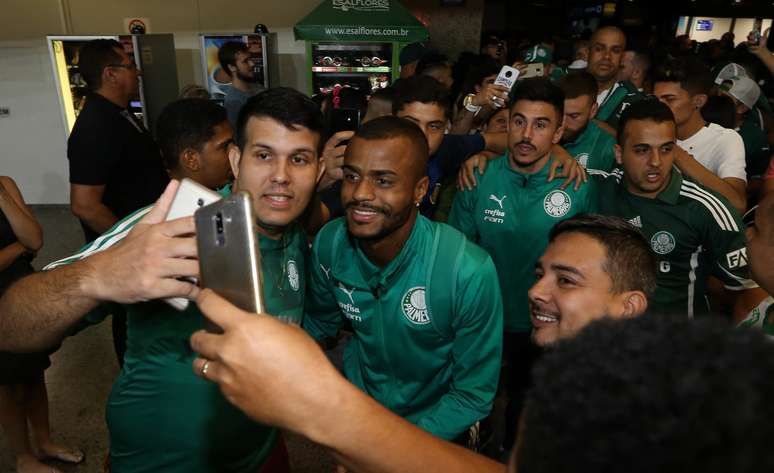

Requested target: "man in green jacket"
[
  {"left": 558, "top": 71, "right": 617, "bottom": 172},
  {"left": 447, "top": 77, "right": 596, "bottom": 453},
  {"left": 0, "top": 88, "right": 325, "bottom": 473},
  {"left": 303, "top": 116, "right": 503, "bottom": 443}
]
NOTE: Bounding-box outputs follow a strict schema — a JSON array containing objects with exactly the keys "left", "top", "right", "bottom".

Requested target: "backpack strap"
[{"left": 426, "top": 223, "right": 467, "bottom": 341}]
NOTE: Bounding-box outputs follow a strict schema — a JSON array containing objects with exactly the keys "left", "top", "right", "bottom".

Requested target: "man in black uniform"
[{"left": 67, "top": 39, "right": 169, "bottom": 365}]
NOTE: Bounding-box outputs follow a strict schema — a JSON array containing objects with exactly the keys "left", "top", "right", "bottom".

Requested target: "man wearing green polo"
[
  {"left": 447, "top": 77, "right": 596, "bottom": 452},
  {"left": 0, "top": 88, "right": 325, "bottom": 473},
  {"left": 558, "top": 71, "right": 617, "bottom": 172},
  {"left": 592, "top": 99, "right": 765, "bottom": 320},
  {"left": 303, "top": 116, "right": 503, "bottom": 444}
]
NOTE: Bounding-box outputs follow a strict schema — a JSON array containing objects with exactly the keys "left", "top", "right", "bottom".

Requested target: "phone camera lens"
[
  {"left": 505, "top": 71, "right": 512, "bottom": 78},
  {"left": 197, "top": 198, "right": 204, "bottom": 207}
]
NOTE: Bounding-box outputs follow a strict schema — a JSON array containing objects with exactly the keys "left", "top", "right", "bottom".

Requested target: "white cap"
[
  {"left": 568, "top": 59, "right": 588, "bottom": 70},
  {"left": 721, "top": 76, "right": 761, "bottom": 110},
  {"left": 715, "top": 62, "right": 748, "bottom": 85}
]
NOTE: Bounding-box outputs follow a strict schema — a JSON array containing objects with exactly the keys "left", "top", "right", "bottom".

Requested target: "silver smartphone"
[{"left": 195, "top": 192, "right": 264, "bottom": 331}]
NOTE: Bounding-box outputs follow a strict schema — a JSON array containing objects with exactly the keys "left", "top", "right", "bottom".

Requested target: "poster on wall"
[
  {"left": 696, "top": 20, "right": 714, "bottom": 31},
  {"left": 201, "top": 35, "right": 265, "bottom": 101}
]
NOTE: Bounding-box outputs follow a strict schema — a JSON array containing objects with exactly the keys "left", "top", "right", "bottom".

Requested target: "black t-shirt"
[{"left": 67, "top": 93, "right": 169, "bottom": 242}]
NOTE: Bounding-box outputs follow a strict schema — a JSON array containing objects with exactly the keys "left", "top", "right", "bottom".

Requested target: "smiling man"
[
  {"left": 593, "top": 99, "right": 765, "bottom": 321},
  {"left": 303, "top": 116, "right": 503, "bottom": 445},
  {"left": 0, "top": 87, "right": 325, "bottom": 473},
  {"left": 447, "top": 77, "right": 597, "bottom": 452},
  {"left": 529, "top": 214, "right": 655, "bottom": 346}
]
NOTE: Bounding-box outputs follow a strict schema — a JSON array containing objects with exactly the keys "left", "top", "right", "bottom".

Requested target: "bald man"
[
  {"left": 303, "top": 116, "right": 504, "bottom": 444},
  {"left": 587, "top": 26, "right": 645, "bottom": 128}
]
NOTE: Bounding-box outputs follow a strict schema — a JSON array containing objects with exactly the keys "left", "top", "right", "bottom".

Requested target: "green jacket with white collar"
[{"left": 303, "top": 215, "right": 503, "bottom": 440}]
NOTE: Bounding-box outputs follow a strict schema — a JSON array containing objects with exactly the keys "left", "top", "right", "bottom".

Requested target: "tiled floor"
[{"left": 0, "top": 206, "right": 336, "bottom": 473}]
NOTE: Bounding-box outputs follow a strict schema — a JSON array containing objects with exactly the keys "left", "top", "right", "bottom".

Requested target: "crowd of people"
[{"left": 1, "top": 20, "right": 774, "bottom": 473}]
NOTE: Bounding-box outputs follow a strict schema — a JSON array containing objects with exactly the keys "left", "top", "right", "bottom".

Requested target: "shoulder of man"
[
  {"left": 677, "top": 176, "right": 742, "bottom": 233},
  {"left": 311, "top": 217, "right": 349, "bottom": 262},
  {"left": 43, "top": 205, "right": 153, "bottom": 270}
]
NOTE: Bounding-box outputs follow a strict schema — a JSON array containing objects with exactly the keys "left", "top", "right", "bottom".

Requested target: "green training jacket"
[{"left": 303, "top": 215, "right": 503, "bottom": 440}]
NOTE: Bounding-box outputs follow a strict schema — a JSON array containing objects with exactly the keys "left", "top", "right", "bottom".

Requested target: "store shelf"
[{"left": 312, "top": 66, "right": 390, "bottom": 73}]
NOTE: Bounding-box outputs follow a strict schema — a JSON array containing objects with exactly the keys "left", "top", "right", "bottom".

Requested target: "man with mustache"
[
  {"left": 447, "top": 77, "right": 597, "bottom": 453},
  {"left": 593, "top": 99, "right": 766, "bottom": 321},
  {"left": 586, "top": 26, "right": 644, "bottom": 128},
  {"left": 303, "top": 116, "right": 503, "bottom": 445}
]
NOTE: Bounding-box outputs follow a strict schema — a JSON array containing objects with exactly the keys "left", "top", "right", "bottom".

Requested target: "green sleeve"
[
  {"left": 447, "top": 186, "right": 479, "bottom": 242},
  {"left": 599, "top": 135, "right": 617, "bottom": 173},
  {"left": 301, "top": 237, "right": 344, "bottom": 341},
  {"left": 699, "top": 196, "right": 757, "bottom": 290},
  {"left": 415, "top": 251, "right": 503, "bottom": 439}
]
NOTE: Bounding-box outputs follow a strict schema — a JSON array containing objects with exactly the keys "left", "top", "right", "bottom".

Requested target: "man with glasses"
[{"left": 66, "top": 38, "right": 169, "bottom": 366}]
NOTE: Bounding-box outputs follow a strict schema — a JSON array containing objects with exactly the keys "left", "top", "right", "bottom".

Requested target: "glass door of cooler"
[{"left": 310, "top": 42, "right": 393, "bottom": 95}]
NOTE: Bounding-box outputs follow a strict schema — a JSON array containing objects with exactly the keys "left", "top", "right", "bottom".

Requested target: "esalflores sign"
[{"left": 332, "top": 0, "right": 390, "bottom": 12}]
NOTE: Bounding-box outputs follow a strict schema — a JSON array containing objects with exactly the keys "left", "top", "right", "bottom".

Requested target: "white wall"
[
  {"left": 0, "top": 40, "right": 70, "bottom": 204},
  {"left": 733, "top": 18, "right": 756, "bottom": 44},
  {"left": 689, "top": 17, "right": 733, "bottom": 42}
]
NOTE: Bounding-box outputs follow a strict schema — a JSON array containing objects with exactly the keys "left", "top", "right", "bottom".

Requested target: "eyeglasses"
[{"left": 108, "top": 62, "right": 138, "bottom": 71}]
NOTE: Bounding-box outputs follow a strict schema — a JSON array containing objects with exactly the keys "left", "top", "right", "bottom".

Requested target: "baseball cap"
[
  {"left": 399, "top": 42, "right": 429, "bottom": 66},
  {"left": 721, "top": 76, "right": 761, "bottom": 110},
  {"left": 524, "top": 45, "right": 553, "bottom": 65},
  {"left": 715, "top": 62, "right": 748, "bottom": 85},
  {"left": 568, "top": 59, "right": 588, "bottom": 70}
]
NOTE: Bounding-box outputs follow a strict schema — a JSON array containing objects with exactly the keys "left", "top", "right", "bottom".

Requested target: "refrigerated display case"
[
  {"left": 294, "top": 0, "right": 428, "bottom": 96},
  {"left": 200, "top": 33, "right": 278, "bottom": 102},
  {"left": 47, "top": 34, "right": 179, "bottom": 140}
]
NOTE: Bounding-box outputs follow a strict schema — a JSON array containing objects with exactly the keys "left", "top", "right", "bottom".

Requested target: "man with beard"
[
  {"left": 0, "top": 88, "right": 325, "bottom": 473},
  {"left": 528, "top": 214, "right": 655, "bottom": 347},
  {"left": 447, "top": 77, "right": 597, "bottom": 453},
  {"left": 558, "top": 71, "right": 617, "bottom": 172},
  {"left": 303, "top": 116, "right": 503, "bottom": 444},
  {"left": 586, "top": 26, "right": 644, "bottom": 128},
  {"left": 219, "top": 41, "right": 263, "bottom": 127},
  {"left": 593, "top": 99, "right": 765, "bottom": 321}
]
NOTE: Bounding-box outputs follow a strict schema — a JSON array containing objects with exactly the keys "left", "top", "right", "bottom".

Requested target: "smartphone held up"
[{"left": 195, "top": 192, "right": 265, "bottom": 332}]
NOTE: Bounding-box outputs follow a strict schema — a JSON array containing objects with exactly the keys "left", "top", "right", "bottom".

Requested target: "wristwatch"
[{"left": 463, "top": 93, "right": 482, "bottom": 115}]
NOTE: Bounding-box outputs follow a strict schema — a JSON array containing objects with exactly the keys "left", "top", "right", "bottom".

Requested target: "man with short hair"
[
  {"left": 558, "top": 71, "right": 617, "bottom": 172},
  {"left": 529, "top": 214, "right": 655, "bottom": 347},
  {"left": 67, "top": 38, "right": 170, "bottom": 366},
  {"left": 653, "top": 57, "right": 748, "bottom": 212},
  {"left": 303, "top": 116, "right": 503, "bottom": 442},
  {"left": 393, "top": 76, "right": 506, "bottom": 217},
  {"left": 593, "top": 99, "right": 765, "bottom": 320},
  {"left": 586, "top": 26, "right": 644, "bottom": 128},
  {"left": 219, "top": 41, "right": 263, "bottom": 127},
  {"left": 0, "top": 87, "right": 325, "bottom": 473},
  {"left": 617, "top": 50, "right": 650, "bottom": 92},
  {"left": 156, "top": 98, "right": 234, "bottom": 190},
  {"left": 448, "top": 77, "right": 597, "bottom": 451}
]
